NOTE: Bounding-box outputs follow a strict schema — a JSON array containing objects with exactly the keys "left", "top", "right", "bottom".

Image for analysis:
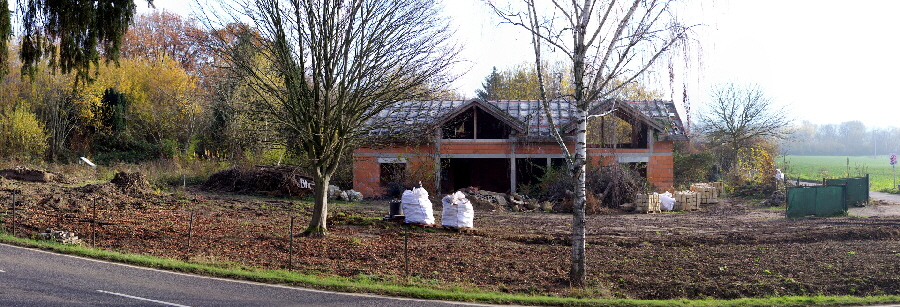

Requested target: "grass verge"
[{"left": 2, "top": 233, "right": 900, "bottom": 307}]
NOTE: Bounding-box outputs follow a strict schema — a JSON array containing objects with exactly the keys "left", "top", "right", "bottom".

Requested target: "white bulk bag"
[
  {"left": 659, "top": 191, "right": 676, "bottom": 211},
  {"left": 402, "top": 187, "right": 435, "bottom": 225},
  {"left": 441, "top": 191, "right": 474, "bottom": 228}
]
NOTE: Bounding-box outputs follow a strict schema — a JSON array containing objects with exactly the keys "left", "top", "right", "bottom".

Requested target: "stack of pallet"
[
  {"left": 634, "top": 193, "right": 661, "bottom": 213},
  {"left": 710, "top": 182, "right": 725, "bottom": 195},
  {"left": 674, "top": 191, "right": 700, "bottom": 211},
  {"left": 690, "top": 183, "right": 719, "bottom": 204}
]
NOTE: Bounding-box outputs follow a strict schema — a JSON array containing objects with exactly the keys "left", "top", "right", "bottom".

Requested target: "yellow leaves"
[
  {"left": 0, "top": 105, "right": 48, "bottom": 159},
  {"left": 478, "top": 62, "right": 572, "bottom": 100},
  {"left": 732, "top": 146, "right": 777, "bottom": 186},
  {"left": 612, "top": 80, "right": 664, "bottom": 101},
  {"left": 87, "top": 54, "right": 199, "bottom": 143}
]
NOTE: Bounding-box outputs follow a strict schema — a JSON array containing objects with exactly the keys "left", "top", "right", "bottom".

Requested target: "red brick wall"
[
  {"left": 440, "top": 142, "right": 512, "bottom": 154},
  {"left": 354, "top": 140, "right": 678, "bottom": 197},
  {"left": 647, "top": 141, "right": 675, "bottom": 192},
  {"left": 352, "top": 156, "right": 381, "bottom": 197}
]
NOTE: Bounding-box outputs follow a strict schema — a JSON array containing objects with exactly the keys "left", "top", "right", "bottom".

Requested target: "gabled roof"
[
  {"left": 559, "top": 99, "right": 667, "bottom": 134},
  {"left": 627, "top": 100, "right": 688, "bottom": 141},
  {"left": 367, "top": 99, "right": 688, "bottom": 140},
  {"left": 435, "top": 99, "right": 527, "bottom": 134}
]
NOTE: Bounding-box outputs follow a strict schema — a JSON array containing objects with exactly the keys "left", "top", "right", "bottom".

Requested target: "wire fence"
[
  {"left": 0, "top": 189, "right": 425, "bottom": 279},
  {"left": 0, "top": 191, "right": 309, "bottom": 271}
]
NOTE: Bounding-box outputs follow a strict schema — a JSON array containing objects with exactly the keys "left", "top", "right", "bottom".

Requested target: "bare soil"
[{"left": 2, "top": 175, "right": 900, "bottom": 300}]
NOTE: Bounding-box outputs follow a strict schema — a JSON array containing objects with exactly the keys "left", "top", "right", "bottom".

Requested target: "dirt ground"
[{"left": 2, "top": 176, "right": 900, "bottom": 300}]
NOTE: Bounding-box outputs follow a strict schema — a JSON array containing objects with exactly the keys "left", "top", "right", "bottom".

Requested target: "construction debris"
[
  {"left": 203, "top": 165, "right": 314, "bottom": 198},
  {"left": 0, "top": 167, "right": 67, "bottom": 183}
]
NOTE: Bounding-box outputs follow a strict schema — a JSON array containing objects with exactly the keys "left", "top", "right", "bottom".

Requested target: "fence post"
[
  {"left": 91, "top": 199, "right": 97, "bottom": 247},
  {"left": 187, "top": 211, "right": 194, "bottom": 250},
  {"left": 403, "top": 225, "right": 409, "bottom": 281},
  {"left": 11, "top": 191, "right": 16, "bottom": 237},
  {"left": 289, "top": 216, "right": 294, "bottom": 271}
]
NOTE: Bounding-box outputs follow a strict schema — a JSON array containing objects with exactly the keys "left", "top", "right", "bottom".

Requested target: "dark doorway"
[
  {"left": 516, "top": 158, "right": 547, "bottom": 188},
  {"left": 441, "top": 158, "right": 510, "bottom": 193},
  {"left": 380, "top": 163, "right": 406, "bottom": 186}
]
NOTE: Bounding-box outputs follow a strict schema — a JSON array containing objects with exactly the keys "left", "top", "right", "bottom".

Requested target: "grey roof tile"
[{"left": 368, "top": 99, "right": 687, "bottom": 138}]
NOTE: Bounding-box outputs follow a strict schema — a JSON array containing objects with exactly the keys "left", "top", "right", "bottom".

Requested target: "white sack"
[
  {"left": 659, "top": 191, "right": 676, "bottom": 211},
  {"left": 441, "top": 191, "right": 474, "bottom": 228},
  {"left": 402, "top": 187, "right": 435, "bottom": 225},
  {"left": 441, "top": 195, "right": 458, "bottom": 226}
]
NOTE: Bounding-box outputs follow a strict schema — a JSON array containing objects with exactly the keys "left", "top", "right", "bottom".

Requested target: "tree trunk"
[
  {"left": 570, "top": 106, "right": 588, "bottom": 288},
  {"left": 305, "top": 174, "right": 331, "bottom": 237},
  {"left": 569, "top": 4, "right": 588, "bottom": 287}
]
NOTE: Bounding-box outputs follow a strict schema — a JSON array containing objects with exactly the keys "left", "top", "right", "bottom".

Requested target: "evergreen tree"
[
  {"left": 3, "top": 0, "right": 150, "bottom": 83},
  {"left": 476, "top": 66, "right": 505, "bottom": 100}
]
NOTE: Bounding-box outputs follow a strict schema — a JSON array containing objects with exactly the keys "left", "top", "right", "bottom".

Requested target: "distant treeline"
[{"left": 779, "top": 120, "right": 900, "bottom": 156}]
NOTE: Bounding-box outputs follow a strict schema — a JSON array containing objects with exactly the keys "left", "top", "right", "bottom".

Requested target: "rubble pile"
[
  {"left": 0, "top": 166, "right": 67, "bottom": 183},
  {"left": 203, "top": 165, "right": 314, "bottom": 198},
  {"left": 459, "top": 189, "right": 546, "bottom": 212}
]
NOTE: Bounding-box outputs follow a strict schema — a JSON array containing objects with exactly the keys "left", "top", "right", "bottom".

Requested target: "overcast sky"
[{"left": 139, "top": 0, "right": 900, "bottom": 129}]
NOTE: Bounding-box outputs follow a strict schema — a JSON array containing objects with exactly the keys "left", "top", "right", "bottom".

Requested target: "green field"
[{"left": 777, "top": 155, "right": 900, "bottom": 193}]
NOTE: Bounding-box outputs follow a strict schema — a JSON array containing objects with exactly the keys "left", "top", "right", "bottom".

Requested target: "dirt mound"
[
  {"left": 75, "top": 183, "right": 121, "bottom": 195},
  {"left": 110, "top": 172, "right": 152, "bottom": 194},
  {"left": 202, "top": 165, "right": 314, "bottom": 197},
  {"left": 0, "top": 167, "right": 66, "bottom": 183}
]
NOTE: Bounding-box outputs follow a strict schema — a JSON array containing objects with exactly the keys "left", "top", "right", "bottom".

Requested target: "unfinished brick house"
[{"left": 353, "top": 98, "right": 688, "bottom": 198}]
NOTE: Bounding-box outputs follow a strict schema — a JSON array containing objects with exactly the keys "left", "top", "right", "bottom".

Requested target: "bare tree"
[
  {"left": 697, "top": 83, "right": 791, "bottom": 173},
  {"left": 488, "top": 0, "right": 692, "bottom": 286},
  {"left": 202, "top": 0, "right": 458, "bottom": 236}
]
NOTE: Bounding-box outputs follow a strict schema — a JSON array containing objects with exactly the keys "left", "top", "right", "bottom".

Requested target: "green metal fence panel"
[
  {"left": 786, "top": 185, "right": 848, "bottom": 218},
  {"left": 815, "top": 185, "right": 848, "bottom": 216},
  {"left": 825, "top": 175, "right": 869, "bottom": 206},
  {"left": 786, "top": 187, "right": 817, "bottom": 218}
]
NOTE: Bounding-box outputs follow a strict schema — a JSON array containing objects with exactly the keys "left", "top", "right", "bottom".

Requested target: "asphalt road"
[{"left": 0, "top": 243, "right": 507, "bottom": 307}]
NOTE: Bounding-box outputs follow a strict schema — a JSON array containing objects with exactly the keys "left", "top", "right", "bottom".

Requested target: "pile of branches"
[
  {"left": 202, "top": 165, "right": 314, "bottom": 198},
  {"left": 586, "top": 163, "right": 651, "bottom": 209},
  {"left": 536, "top": 163, "right": 650, "bottom": 213},
  {"left": 110, "top": 171, "right": 152, "bottom": 194}
]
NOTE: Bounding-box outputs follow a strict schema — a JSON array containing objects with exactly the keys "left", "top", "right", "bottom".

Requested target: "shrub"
[
  {"left": 0, "top": 106, "right": 48, "bottom": 160},
  {"left": 674, "top": 150, "right": 716, "bottom": 189}
]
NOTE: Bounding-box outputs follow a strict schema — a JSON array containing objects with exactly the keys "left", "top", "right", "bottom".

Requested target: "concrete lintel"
[
  {"left": 615, "top": 156, "right": 649, "bottom": 163},
  {"left": 376, "top": 157, "right": 408, "bottom": 163},
  {"left": 439, "top": 139, "right": 512, "bottom": 143}
]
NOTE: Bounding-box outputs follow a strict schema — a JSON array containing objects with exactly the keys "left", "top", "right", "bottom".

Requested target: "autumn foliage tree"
[
  {"left": 476, "top": 63, "right": 571, "bottom": 100},
  {"left": 85, "top": 55, "right": 200, "bottom": 160},
  {"left": 121, "top": 11, "right": 215, "bottom": 79},
  {"left": 0, "top": 105, "right": 48, "bottom": 160}
]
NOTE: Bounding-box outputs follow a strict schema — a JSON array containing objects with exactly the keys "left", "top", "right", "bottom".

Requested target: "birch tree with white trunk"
[{"left": 488, "top": 0, "right": 692, "bottom": 287}]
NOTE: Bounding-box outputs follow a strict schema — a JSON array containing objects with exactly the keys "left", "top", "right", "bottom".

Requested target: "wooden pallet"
[
  {"left": 402, "top": 222, "right": 436, "bottom": 228},
  {"left": 635, "top": 209, "right": 660, "bottom": 214},
  {"left": 674, "top": 191, "right": 701, "bottom": 211},
  {"left": 442, "top": 226, "right": 476, "bottom": 233},
  {"left": 634, "top": 193, "right": 661, "bottom": 213}
]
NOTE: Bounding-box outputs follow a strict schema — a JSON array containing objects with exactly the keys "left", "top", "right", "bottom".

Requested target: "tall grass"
[
  {"left": 777, "top": 155, "right": 900, "bottom": 193},
  {"left": 0, "top": 158, "right": 231, "bottom": 190}
]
